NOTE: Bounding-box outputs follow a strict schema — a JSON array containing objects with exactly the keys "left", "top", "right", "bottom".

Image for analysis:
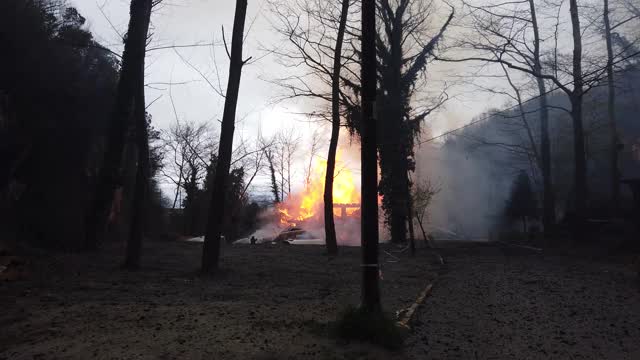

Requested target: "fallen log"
[{"left": 396, "top": 283, "right": 434, "bottom": 330}]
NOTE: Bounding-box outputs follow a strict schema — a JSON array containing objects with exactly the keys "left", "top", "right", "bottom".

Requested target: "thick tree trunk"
[
  {"left": 85, "top": 0, "right": 152, "bottom": 250},
  {"left": 378, "top": 1, "right": 417, "bottom": 245},
  {"left": 570, "top": 95, "right": 587, "bottom": 220},
  {"left": 379, "top": 106, "right": 408, "bottom": 242},
  {"left": 528, "top": 0, "right": 556, "bottom": 237},
  {"left": 323, "top": 0, "right": 350, "bottom": 257},
  {"left": 201, "top": 0, "right": 247, "bottom": 274},
  {"left": 360, "top": 0, "right": 381, "bottom": 313},
  {"left": 569, "top": 0, "right": 587, "bottom": 240},
  {"left": 324, "top": 128, "right": 339, "bottom": 254},
  {"left": 603, "top": 0, "right": 620, "bottom": 213},
  {"left": 376, "top": 2, "right": 452, "bottom": 246},
  {"left": 386, "top": 150, "right": 408, "bottom": 243},
  {"left": 125, "top": 0, "right": 152, "bottom": 269},
  {"left": 125, "top": 66, "right": 151, "bottom": 270}
]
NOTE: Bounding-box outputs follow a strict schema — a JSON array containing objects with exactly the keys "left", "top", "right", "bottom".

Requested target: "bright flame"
[{"left": 277, "top": 151, "right": 361, "bottom": 225}]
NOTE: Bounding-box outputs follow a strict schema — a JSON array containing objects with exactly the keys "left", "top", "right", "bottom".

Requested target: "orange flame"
[{"left": 277, "top": 151, "right": 361, "bottom": 226}]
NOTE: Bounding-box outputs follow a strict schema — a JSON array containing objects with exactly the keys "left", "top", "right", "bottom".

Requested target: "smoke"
[
  {"left": 295, "top": 217, "right": 363, "bottom": 247},
  {"left": 242, "top": 130, "right": 509, "bottom": 244},
  {"left": 239, "top": 135, "right": 363, "bottom": 245},
  {"left": 240, "top": 209, "right": 363, "bottom": 246},
  {"left": 414, "top": 141, "right": 510, "bottom": 240}
]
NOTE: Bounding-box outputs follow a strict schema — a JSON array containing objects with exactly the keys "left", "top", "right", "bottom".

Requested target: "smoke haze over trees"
[{"left": 415, "top": 63, "right": 640, "bottom": 239}]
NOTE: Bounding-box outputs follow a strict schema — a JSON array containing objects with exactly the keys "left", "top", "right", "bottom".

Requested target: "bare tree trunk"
[
  {"left": 85, "top": 0, "right": 153, "bottom": 250},
  {"left": 125, "top": 51, "right": 152, "bottom": 269},
  {"left": 305, "top": 130, "right": 320, "bottom": 187},
  {"left": 323, "top": 0, "right": 350, "bottom": 257},
  {"left": 280, "top": 152, "right": 285, "bottom": 201},
  {"left": 287, "top": 150, "right": 292, "bottom": 196},
  {"left": 265, "top": 150, "right": 280, "bottom": 203},
  {"left": 528, "top": 0, "right": 556, "bottom": 237},
  {"left": 407, "top": 182, "right": 416, "bottom": 256},
  {"left": 571, "top": 94, "right": 587, "bottom": 238},
  {"left": 360, "top": 0, "right": 381, "bottom": 313},
  {"left": 604, "top": 0, "right": 620, "bottom": 214},
  {"left": 172, "top": 174, "right": 182, "bottom": 208},
  {"left": 416, "top": 216, "right": 429, "bottom": 248},
  {"left": 538, "top": 77, "right": 556, "bottom": 236},
  {"left": 201, "top": 0, "right": 247, "bottom": 274},
  {"left": 569, "top": 0, "right": 587, "bottom": 239},
  {"left": 499, "top": 63, "right": 545, "bottom": 198}
]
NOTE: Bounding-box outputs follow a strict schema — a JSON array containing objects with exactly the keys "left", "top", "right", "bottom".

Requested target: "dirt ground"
[
  {"left": 405, "top": 245, "right": 640, "bottom": 359},
  {"left": 0, "top": 240, "right": 438, "bottom": 360},
  {"left": 2, "top": 241, "right": 639, "bottom": 360}
]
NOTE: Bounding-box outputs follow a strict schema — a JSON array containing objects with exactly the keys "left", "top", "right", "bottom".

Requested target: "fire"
[{"left": 277, "top": 151, "right": 361, "bottom": 226}]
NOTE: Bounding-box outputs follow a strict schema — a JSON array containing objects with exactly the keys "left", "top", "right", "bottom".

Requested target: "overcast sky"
[
  {"left": 70, "top": 0, "right": 632, "bottom": 146},
  {"left": 71, "top": 0, "right": 496, "bottom": 132},
  {"left": 69, "top": 0, "right": 518, "bottom": 197}
]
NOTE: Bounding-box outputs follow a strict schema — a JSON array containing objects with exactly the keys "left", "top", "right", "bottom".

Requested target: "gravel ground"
[
  {"left": 406, "top": 245, "right": 640, "bottom": 360},
  {"left": 0, "top": 240, "right": 437, "bottom": 360}
]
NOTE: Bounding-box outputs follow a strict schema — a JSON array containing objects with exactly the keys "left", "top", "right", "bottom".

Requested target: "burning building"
[
  {"left": 276, "top": 152, "right": 361, "bottom": 227},
  {"left": 252, "top": 152, "right": 362, "bottom": 246}
]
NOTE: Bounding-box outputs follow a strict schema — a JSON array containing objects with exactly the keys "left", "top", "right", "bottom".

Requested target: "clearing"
[{"left": 0, "top": 240, "right": 436, "bottom": 360}]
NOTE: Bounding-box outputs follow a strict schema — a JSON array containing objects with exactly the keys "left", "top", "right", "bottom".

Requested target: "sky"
[
  {"left": 69, "top": 0, "right": 516, "bottom": 196},
  {"left": 72, "top": 0, "right": 491, "bottom": 130}
]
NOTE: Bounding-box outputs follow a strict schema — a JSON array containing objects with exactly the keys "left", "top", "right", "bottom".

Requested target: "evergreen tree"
[{"left": 505, "top": 171, "right": 538, "bottom": 233}]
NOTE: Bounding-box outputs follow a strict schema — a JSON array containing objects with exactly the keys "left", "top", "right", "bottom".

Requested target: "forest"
[{"left": 1, "top": 0, "right": 639, "bottom": 358}]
